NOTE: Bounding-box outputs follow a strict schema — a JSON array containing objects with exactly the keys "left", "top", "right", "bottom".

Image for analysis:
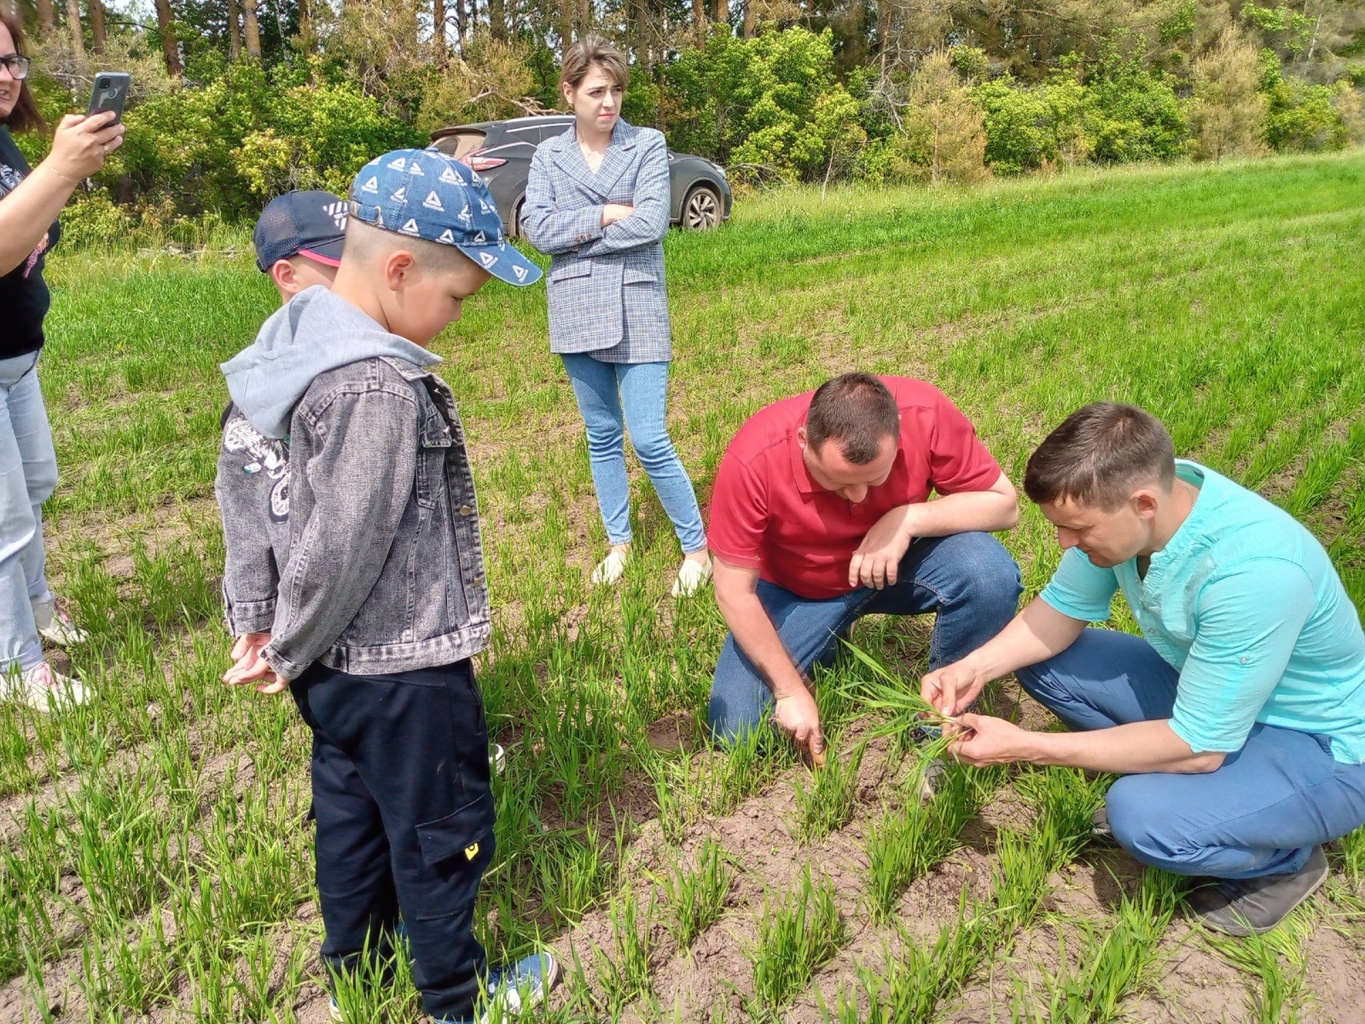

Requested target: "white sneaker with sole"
[
  {"left": 4, "top": 662, "right": 90, "bottom": 711},
  {"left": 32, "top": 596, "right": 88, "bottom": 646},
  {"left": 671, "top": 557, "right": 713, "bottom": 598}
]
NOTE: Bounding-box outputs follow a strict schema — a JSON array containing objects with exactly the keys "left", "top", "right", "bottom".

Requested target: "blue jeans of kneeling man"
[
  {"left": 707, "top": 531, "right": 1022, "bottom": 743},
  {"left": 1017, "top": 628, "right": 1365, "bottom": 880}
]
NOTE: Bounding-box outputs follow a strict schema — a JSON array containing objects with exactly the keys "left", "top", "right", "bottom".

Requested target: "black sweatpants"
[{"left": 289, "top": 659, "right": 495, "bottom": 1022}]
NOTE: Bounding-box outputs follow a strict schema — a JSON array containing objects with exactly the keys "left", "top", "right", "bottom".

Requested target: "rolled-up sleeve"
[{"left": 1039, "top": 547, "right": 1120, "bottom": 622}]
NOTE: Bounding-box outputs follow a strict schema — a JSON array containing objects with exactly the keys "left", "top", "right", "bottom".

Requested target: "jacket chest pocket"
[{"left": 415, "top": 418, "right": 453, "bottom": 510}]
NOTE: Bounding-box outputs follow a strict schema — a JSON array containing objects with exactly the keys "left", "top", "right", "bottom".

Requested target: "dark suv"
[{"left": 430, "top": 116, "right": 732, "bottom": 237}]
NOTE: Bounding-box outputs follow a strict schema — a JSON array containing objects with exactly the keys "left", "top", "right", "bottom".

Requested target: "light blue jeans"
[
  {"left": 0, "top": 353, "right": 58, "bottom": 674},
  {"left": 560, "top": 355, "right": 706, "bottom": 554},
  {"left": 1018, "top": 629, "right": 1365, "bottom": 880},
  {"left": 708, "top": 532, "right": 1022, "bottom": 742}
]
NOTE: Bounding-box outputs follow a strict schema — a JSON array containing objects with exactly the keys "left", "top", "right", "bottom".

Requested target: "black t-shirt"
[{"left": 0, "top": 126, "right": 61, "bottom": 359}]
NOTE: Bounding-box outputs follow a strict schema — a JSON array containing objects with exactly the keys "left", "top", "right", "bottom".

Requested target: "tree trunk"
[
  {"left": 154, "top": 0, "right": 182, "bottom": 77},
  {"left": 65, "top": 0, "right": 85, "bottom": 59},
  {"left": 88, "top": 0, "right": 106, "bottom": 53},
  {"left": 692, "top": 0, "right": 706, "bottom": 45},
  {"left": 226, "top": 0, "right": 242, "bottom": 61},
  {"left": 434, "top": 0, "right": 446, "bottom": 55},
  {"left": 742, "top": 0, "right": 754, "bottom": 36},
  {"left": 37, "top": 0, "right": 57, "bottom": 38},
  {"left": 488, "top": 0, "right": 505, "bottom": 41},
  {"left": 712, "top": 0, "right": 725, "bottom": 27},
  {"left": 242, "top": 0, "right": 262, "bottom": 58}
]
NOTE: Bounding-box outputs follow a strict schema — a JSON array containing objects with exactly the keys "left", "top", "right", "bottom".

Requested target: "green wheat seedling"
[
  {"left": 829, "top": 642, "right": 963, "bottom": 742},
  {"left": 862, "top": 760, "right": 983, "bottom": 923},
  {"left": 1206, "top": 907, "right": 1314, "bottom": 1024},
  {"left": 591, "top": 884, "right": 657, "bottom": 1015},
  {"left": 821, "top": 892, "right": 1000, "bottom": 1024},
  {"left": 746, "top": 866, "right": 847, "bottom": 1022},
  {"left": 648, "top": 837, "right": 736, "bottom": 951},
  {"left": 1009, "top": 870, "right": 1183, "bottom": 1023},
  {"left": 791, "top": 739, "right": 867, "bottom": 845}
]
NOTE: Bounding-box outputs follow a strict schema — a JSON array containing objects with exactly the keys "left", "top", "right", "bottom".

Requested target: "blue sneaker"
[{"left": 433, "top": 951, "right": 560, "bottom": 1024}]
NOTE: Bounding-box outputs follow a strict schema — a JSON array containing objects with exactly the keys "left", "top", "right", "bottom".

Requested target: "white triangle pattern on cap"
[
  {"left": 361, "top": 176, "right": 379, "bottom": 194},
  {"left": 438, "top": 228, "right": 456, "bottom": 244},
  {"left": 440, "top": 165, "right": 462, "bottom": 185},
  {"left": 408, "top": 161, "right": 425, "bottom": 176},
  {"left": 513, "top": 264, "right": 528, "bottom": 281},
  {"left": 387, "top": 155, "right": 407, "bottom": 170},
  {"left": 391, "top": 186, "right": 407, "bottom": 202},
  {"left": 400, "top": 218, "right": 420, "bottom": 235},
  {"left": 479, "top": 251, "right": 497, "bottom": 268},
  {"left": 423, "top": 190, "right": 444, "bottom": 212},
  {"left": 471, "top": 230, "right": 486, "bottom": 244},
  {"left": 458, "top": 204, "right": 472, "bottom": 223}
]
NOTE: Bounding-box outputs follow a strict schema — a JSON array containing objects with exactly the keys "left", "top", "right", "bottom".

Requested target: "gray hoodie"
[
  {"left": 216, "top": 286, "right": 491, "bottom": 679},
  {"left": 222, "top": 285, "right": 441, "bottom": 439}
]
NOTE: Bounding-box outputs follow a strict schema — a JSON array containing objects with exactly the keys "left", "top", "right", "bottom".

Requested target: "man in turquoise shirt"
[{"left": 922, "top": 402, "right": 1365, "bottom": 935}]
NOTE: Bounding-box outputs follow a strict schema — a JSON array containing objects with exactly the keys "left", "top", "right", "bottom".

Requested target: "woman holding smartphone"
[
  {"left": 522, "top": 35, "right": 711, "bottom": 598},
  {"left": 0, "top": 9, "right": 123, "bottom": 709}
]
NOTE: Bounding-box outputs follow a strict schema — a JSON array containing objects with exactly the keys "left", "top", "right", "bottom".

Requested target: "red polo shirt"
[{"left": 707, "top": 378, "right": 1003, "bottom": 599}]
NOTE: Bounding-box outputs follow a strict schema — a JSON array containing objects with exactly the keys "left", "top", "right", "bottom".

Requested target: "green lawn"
[{"left": 3, "top": 149, "right": 1363, "bottom": 1022}]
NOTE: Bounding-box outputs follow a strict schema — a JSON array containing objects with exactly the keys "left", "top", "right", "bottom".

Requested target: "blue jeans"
[
  {"left": 708, "top": 532, "right": 1022, "bottom": 742},
  {"left": 560, "top": 355, "right": 706, "bottom": 554},
  {"left": 1018, "top": 629, "right": 1365, "bottom": 879},
  {"left": 0, "top": 353, "right": 58, "bottom": 674}
]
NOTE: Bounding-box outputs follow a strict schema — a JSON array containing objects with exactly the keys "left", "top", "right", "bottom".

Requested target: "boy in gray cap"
[{"left": 220, "top": 152, "right": 551, "bottom": 1023}]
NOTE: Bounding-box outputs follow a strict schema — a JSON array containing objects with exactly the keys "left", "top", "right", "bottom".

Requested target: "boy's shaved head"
[{"left": 343, "top": 220, "right": 477, "bottom": 274}]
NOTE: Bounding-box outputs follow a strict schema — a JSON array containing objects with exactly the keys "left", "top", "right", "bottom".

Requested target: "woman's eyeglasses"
[{"left": 0, "top": 54, "right": 31, "bottom": 81}]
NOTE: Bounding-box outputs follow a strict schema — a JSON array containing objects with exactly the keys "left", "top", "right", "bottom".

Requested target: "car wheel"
[
  {"left": 510, "top": 196, "right": 525, "bottom": 239},
  {"left": 681, "top": 184, "right": 722, "bottom": 230}
]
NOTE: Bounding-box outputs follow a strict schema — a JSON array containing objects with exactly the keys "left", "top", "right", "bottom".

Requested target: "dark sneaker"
[
  {"left": 1188, "top": 846, "right": 1329, "bottom": 937},
  {"left": 1091, "top": 805, "right": 1114, "bottom": 843}
]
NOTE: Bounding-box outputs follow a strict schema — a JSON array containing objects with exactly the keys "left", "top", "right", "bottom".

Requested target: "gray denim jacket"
[{"left": 220, "top": 287, "right": 490, "bottom": 679}]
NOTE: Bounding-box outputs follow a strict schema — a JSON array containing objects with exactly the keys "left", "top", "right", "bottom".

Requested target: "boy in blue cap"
[
  {"left": 220, "top": 153, "right": 552, "bottom": 1023},
  {"left": 219, "top": 190, "right": 346, "bottom": 680}
]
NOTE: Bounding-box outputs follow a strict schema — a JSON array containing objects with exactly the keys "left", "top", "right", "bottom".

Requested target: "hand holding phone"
[{"left": 86, "top": 72, "right": 130, "bottom": 124}]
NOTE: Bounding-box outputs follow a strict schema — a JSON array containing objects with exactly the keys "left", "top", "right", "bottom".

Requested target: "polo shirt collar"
[{"left": 790, "top": 421, "right": 822, "bottom": 496}]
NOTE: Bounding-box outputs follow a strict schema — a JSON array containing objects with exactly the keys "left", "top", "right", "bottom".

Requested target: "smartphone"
[{"left": 86, "top": 72, "right": 130, "bottom": 124}]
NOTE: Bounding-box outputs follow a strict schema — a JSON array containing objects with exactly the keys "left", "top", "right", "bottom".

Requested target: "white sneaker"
[
  {"left": 32, "top": 596, "right": 89, "bottom": 646},
  {"left": 671, "top": 557, "right": 713, "bottom": 598},
  {"left": 4, "top": 662, "right": 91, "bottom": 712},
  {"left": 590, "top": 549, "right": 629, "bottom": 586},
  {"left": 490, "top": 743, "right": 505, "bottom": 777}
]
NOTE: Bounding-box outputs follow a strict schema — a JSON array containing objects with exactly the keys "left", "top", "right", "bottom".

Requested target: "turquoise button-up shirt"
[{"left": 1040, "top": 460, "right": 1365, "bottom": 763}]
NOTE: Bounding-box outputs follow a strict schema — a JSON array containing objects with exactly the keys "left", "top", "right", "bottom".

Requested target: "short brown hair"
[
  {"left": 1024, "top": 402, "right": 1176, "bottom": 510},
  {"left": 805, "top": 373, "right": 900, "bottom": 465},
  {"left": 560, "top": 34, "right": 630, "bottom": 93},
  {"left": 0, "top": 8, "right": 44, "bottom": 134}
]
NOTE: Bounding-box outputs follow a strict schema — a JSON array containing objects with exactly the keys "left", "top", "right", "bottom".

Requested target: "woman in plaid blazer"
[{"left": 523, "top": 35, "right": 712, "bottom": 598}]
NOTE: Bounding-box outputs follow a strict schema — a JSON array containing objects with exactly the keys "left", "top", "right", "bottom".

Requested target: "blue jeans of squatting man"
[
  {"left": 560, "top": 354, "right": 707, "bottom": 554},
  {"left": 0, "top": 353, "right": 59, "bottom": 674},
  {"left": 1017, "top": 628, "right": 1365, "bottom": 879},
  {"left": 707, "top": 531, "right": 1023, "bottom": 743}
]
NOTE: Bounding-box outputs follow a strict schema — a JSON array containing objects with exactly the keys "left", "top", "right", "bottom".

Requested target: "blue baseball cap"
[
  {"left": 253, "top": 190, "right": 348, "bottom": 272},
  {"left": 349, "top": 149, "right": 542, "bottom": 287}
]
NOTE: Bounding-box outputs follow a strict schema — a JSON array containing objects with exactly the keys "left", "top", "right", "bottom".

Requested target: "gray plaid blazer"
[{"left": 522, "top": 120, "right": 672, "bottom": 362}]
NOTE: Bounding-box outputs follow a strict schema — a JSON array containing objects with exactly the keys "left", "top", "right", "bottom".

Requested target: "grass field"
[{"left": 3, "top": 149, "right": 1365, "bottom": 1023}]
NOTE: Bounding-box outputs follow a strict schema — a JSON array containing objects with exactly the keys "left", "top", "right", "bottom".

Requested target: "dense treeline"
[{"left": 7, "top": 0, "right": 1364, "bottom": 236}]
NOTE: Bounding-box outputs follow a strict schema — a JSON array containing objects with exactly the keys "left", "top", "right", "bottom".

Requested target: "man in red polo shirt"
[{"left": 707, "top": 373, "right": 1022, "bottom": 760}]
